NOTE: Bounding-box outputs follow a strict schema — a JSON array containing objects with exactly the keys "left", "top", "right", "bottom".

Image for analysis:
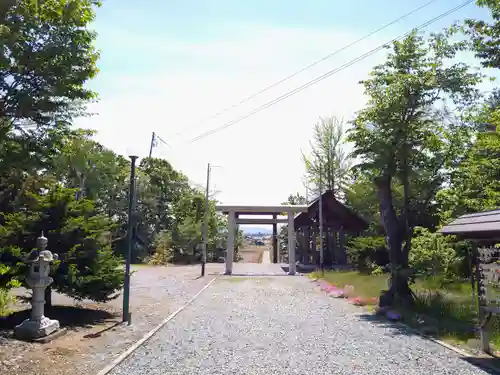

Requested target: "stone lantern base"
[{"left": 14, "top": 316, "right": 60, "bottom": 340}]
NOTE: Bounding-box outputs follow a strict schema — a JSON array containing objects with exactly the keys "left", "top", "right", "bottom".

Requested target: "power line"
[
  {"left": 187, "top": 0, "right": 474, "bottom": 144},
  {"left": 147, "top": 130, "right": 217, "bottom": 188},
  {"left": 172, "top": 0, "right": 439, "bottom": 138},
  {"left": 155, "top": 134, "right": 170, "bottom": 148},
  {"left": 149, "top": 131, "right": 173, "bottom": 158}
]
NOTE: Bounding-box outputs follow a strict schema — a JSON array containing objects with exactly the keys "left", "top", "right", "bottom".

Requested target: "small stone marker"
[{"left": 14, "top": 233, "right": 61, "bottom": 340}]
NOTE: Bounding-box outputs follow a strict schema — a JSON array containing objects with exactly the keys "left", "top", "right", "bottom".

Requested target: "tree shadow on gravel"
[
  {"left": 282, "top": 265, "right": 314, "bottom": 274},
  {"left": 358, "top": 313, "right": 500, "bottom": 374},
  {"left": 460, "top": 357, "right": 500, "bottom": 375},
  {"left": 358, "top": 313, "right": 416, "bottom": 337},
  {"left": 0, "top": 305, "right": 118, "bottom": 334}
]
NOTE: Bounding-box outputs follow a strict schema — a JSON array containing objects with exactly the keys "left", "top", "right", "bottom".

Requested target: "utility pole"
[
  {"left": 149, "top": 132, "right": 156, "bottom": 158},
  {"left": 123, "top": 155, "right": 138, "bottom": 325},
  {"left": 201, "top": 163, "right": 211, "bottom": 277},
  {"left": 319, "top": 167, "right": 324, "bottom": 275}
]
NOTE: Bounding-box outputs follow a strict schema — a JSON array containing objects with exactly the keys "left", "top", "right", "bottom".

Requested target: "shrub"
[
  {"left": 0, "top": 264, "right": 21, "bottom": 317},
  {"left": 346, "top": 236, "right": 388, "bottom": 270},
  {"left": 150, "top": 231, "right": 173, "bottom": 265},
  {"left": 409, "top": 227, "right": 460, "bottom": 279}
]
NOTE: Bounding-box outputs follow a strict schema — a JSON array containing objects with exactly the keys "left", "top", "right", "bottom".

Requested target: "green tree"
[
  {"left": 348, "top": 31, "right": 481, "bottom": 305},
  {"left": 303, "top": 117, "right": 352, "bottom": 200},
  {"left": 139, "top": 157, "right": 190, "bottom": 236},
  {"left": 53, "top": 129, "right": 130, "bottom": 211},
  {"left": 0, "top": 0, "right": 102, "bottom": 255},
  {"left": 465, "top": 0, "right": 500, "bottom": 69},
  {"left": 0, "top": 182, "right": 123, "bottom": 305},
  {"left": 438, "top": 104, "right": 500, "bottom": 221},
  {"left": 0, "top": 0, "right": 100, "bottom": 129},
  {"left": 282, "top": 193, "right": 307, "bottom": 205},
  {"left": 0, "top": 124, "right": 70, "bottom": 213}
]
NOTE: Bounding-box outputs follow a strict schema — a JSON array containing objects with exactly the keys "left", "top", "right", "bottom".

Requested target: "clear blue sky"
[
  {"left": 91, "top": 0, "right": 489, "bottom": 86},
  {"left": 82, "top": 1, "right": 493, "bottom": 205},
  {"left": 94, "top": 0, "right": 487, "bottom": 37}
]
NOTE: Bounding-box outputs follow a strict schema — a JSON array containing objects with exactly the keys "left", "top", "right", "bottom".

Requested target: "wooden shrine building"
[
  {"left": 439, "top": 209, "right": 500, "bottom": 354},
  {"left": 293, "top": 190, "right": 368, "bottom": 267}
]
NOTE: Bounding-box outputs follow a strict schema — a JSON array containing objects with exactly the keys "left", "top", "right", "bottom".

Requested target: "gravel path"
[
  {"left": 107, "top": 276, "right": 490, "bottom": 375},
  {"left": 2, "top": 265, "right": 216, "bottom": 375},
  {"left": 261, "top": 250, "right": 271, "bottom": 264},
  {"left": 81, "top": 266, "right": 217, "bottom": 374}
]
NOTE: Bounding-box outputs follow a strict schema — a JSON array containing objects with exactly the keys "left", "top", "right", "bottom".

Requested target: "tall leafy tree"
[
  {"left": 139, "top": 157, "right": 190, "bottom": 235},
  {"left": 0, "top": 0, "right": 100, "bottom": 129},
  {"left": 303, "top": 117, "right": 352, "bottom": 200},
  {"left": 348, "top": 31, "right": 481, "bottom": 305},
  {"left": 465, "top": 0, "right": 500, "bottom": 69},
  {"left": 0, "top": 0, "right": 101, "bottom": 230},
  {"left": 53, "top": 130, "right": 130, "bottom": 208},
  {"left": 438, "top": 104, "right": 500, "bottom": 221}
]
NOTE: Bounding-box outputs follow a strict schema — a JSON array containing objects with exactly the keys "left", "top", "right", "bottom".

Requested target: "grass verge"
[{"left": 311, "top": 270, "right": 500, "bottom": 352}]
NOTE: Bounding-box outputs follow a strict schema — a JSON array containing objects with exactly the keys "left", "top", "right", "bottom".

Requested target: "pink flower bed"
[
  {"left": 349, "top": 297, "right": 364, "bottom": 306},
  {"left": 348, "top": 297, "right": 378, "bottom": 306},
  {"left": 316, "top": 281, "right": 379, "bottom": 305},
  {"left": 328, "top": 288, "right": 345, "bottom": 298}
]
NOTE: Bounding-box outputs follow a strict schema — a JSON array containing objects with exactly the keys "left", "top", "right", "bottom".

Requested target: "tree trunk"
[{"left": 375, "top": 175, "right": 413, "bottom": 307}]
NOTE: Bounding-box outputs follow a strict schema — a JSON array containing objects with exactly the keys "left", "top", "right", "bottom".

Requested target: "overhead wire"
[
  {"left": 171, "top": 0, "right": 440, "bottom": 138},
  {"left": 186, "top": 0, "right": 474, "bottom": 144}
]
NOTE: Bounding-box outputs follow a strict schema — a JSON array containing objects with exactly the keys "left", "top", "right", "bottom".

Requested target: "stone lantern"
[{"left": 14, "top": 233, "right": 61, "bottom": 340}]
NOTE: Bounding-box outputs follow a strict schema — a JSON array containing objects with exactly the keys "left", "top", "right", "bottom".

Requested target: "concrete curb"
[{"left": 95, "top": 277, "right": 218, "bottom": 375}]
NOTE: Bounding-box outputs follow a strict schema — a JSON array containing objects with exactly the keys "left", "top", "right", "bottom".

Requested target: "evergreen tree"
[{"left": 0, "top": 182, "right": 123, "bottom": 304}]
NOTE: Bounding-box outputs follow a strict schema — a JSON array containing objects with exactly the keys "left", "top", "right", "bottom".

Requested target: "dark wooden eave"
[
  {"left": 294, "top": 190, "right": 368, "bottom": 232},
  {"left": 439, "top": 209, "right": 500, "bottom": 242}
]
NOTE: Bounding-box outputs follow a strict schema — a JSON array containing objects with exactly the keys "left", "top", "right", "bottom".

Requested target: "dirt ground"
[
  {"left": 238, "top": 243, "right": 268, "bottom": 263},
  {"left": 0, "top": 265, "right": 217, "bottom": 375}
]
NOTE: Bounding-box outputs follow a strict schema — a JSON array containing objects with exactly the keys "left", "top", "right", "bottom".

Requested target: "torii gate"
[{"left": 215, "top": 204, "right": 308, "bottom": 275}]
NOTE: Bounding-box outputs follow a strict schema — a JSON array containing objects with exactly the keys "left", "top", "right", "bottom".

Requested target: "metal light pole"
[
  {"left": 201, "top": 163, "right": 211, "bottom": 277},
  {"left": 200, "top": 164, "right": 222, "bottom": 276},
  {"left": 319, "top": 168, "right": 324, "bottom": 275},
  {"left": 122, "top": 154, "right": 137, "bottom": 324}
]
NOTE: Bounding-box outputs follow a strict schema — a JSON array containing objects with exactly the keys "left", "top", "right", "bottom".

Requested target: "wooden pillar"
[
  {"left": 303, "top": 226, "right": 310, "bottom": 265},
  {"left": 311, "top": 228, "right": 317, "bottom": 265},
  {"left": 331, "top": 229, "right": 336, "bottom": 265},
  {"left": 325, "top": 228, "right": 331, "bottom": 266},
  {"left": 339, "top": 226, "right": 346, "bottom": 265},
  {"left": 287, "top": 212, "right": 296, "bottom": 275},
  {"left": 225, "top": 210, "right": 235, "bottom": 275},
  {"left": 313, "top": 227, "right": 320, "bottom": 265},
  {"left": 235, "top": 213, "right": 240, "bottom": 254},
  {"left": 330, "top": 228, "right": 336, "bottom": 265},
  {"left": 272, "top": 214, "right": 278, "bottom": 263}
]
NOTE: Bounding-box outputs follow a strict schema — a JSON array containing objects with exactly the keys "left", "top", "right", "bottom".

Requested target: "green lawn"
[
  {"left": 312, "top": 270, "right": 500, "bottom": 352},
  {"left": 314, "top": 271, "right": 388, "bottom": 299}
]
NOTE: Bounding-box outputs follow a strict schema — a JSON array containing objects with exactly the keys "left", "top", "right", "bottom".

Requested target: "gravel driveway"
[{"left": 107, "top": 276, "right": 491, "bottom": 375}]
